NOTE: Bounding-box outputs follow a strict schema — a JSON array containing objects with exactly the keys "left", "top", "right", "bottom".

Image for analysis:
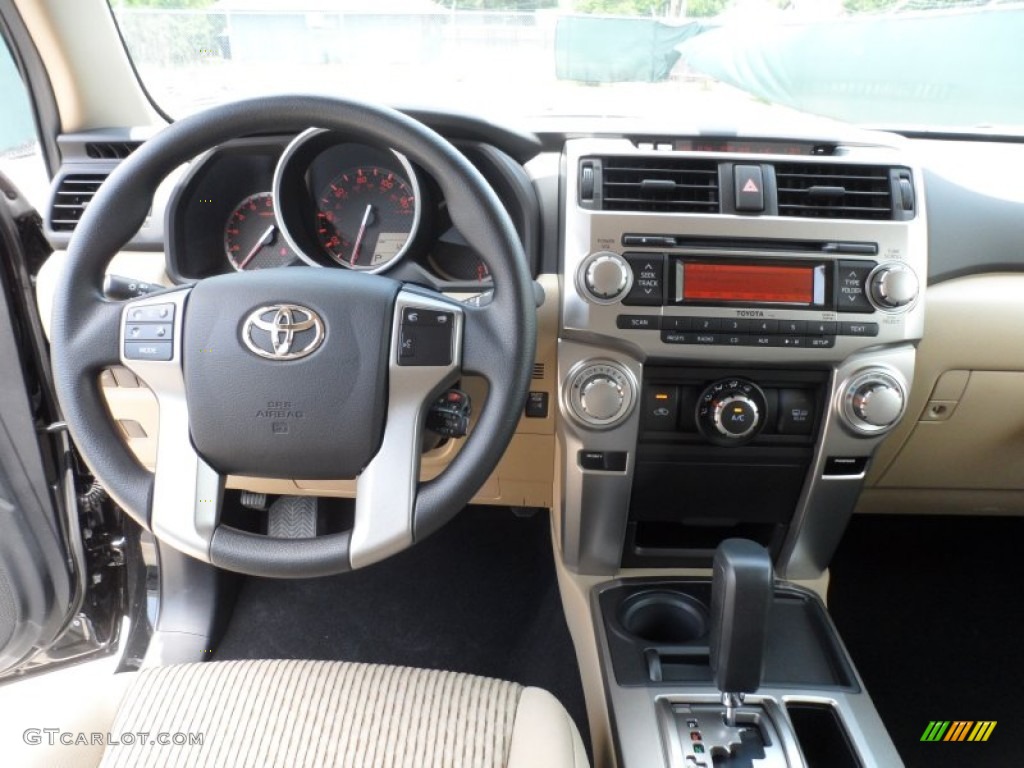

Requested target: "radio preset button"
[
  {"left": 661, "top": 330, "right": 691, "bottom": 344},
  {"left": 744, "top": 319, "right": 779, "bottom": 333},
  {"left": 807, "top": 321, "right": 839, "bottom": 335},
  {"left": 692, "top": 318, "right": 722, "bottom": 332},
  {"left": 661, "top": 316, "right": 693, "bottom": 331},
  {"left": 837, "top": 260, "right": 877, "bottom": 313},
  {"left": 779, "top": 320, "right": 806, "bottom": 334}
]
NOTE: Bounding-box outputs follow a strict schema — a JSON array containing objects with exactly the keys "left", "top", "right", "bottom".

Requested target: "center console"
[
  {"left": 556, "top": 136, "right": 924, "bottom": 766},
  {"left": 558, "top": 137, "right": 925, "bottom": 580}
]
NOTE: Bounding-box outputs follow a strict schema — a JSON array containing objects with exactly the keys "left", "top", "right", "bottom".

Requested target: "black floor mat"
[
  {"left": 829, "top": 514, "right": 1024, "bottom": 768},
  {"left": 214, "top": 506, "right": 590, "bottom": 755}
]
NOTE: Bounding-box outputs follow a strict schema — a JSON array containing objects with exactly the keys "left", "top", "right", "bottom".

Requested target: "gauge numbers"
[{"left": 224, "top": 192, "right": 297, "bottom": 271}]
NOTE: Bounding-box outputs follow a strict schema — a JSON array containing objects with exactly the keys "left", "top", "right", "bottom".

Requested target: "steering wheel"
[{"left": 49, "top": 96, "right": 536, "bottom": 577}]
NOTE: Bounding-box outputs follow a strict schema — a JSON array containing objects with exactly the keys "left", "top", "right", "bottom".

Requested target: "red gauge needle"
[
  {"left": 238, "top": 225, "right": 276, "bottom": 270},
  {"left": 350, "top": 204, "right": 373, "bottom": 266}
]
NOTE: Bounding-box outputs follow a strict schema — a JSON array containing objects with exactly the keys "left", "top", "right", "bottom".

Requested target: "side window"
[{"left": 0, "top": 38, "right": 48, "bottom": 210}]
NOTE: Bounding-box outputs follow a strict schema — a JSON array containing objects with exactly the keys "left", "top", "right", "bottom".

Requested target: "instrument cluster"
[{"left": 167, "top": 131, "right": 533, "bottom": 287}]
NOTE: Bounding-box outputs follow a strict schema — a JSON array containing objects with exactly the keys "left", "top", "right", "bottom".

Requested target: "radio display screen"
[{"left": 682, "top": 262, "right": 818, "bottom": 305}]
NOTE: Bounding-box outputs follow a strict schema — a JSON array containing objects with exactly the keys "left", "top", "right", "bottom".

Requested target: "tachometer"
[
  {"left": 224, "top": 192, "right": 297, "bottom": 271},
  {"left": 315, "top": 166, "right": 418, "bottom": 269}
]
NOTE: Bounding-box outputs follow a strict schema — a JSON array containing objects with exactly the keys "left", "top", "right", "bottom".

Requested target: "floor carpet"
[
  {"left": 214, "top": 505, "right": 591, "bottom": 758},
  {"left": 829, "top": 514, "right": 1024, "bottom": 768}
]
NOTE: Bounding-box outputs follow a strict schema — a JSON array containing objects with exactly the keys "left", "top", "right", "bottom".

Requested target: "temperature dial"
[
  {"left": 579, "top": 251, "right": 631, "bottom": 303},
  {"left": 869, "top": 264, "right": 919, "bottom": 310},
  {"left": 841, "top": 370, "right": 907, "bottom": 435},
  {"left": 696, "top": 378, "right": 767, "bottom": 445},
  {"left": 566, "top": 361, "right": 636, "bottom": 429}
]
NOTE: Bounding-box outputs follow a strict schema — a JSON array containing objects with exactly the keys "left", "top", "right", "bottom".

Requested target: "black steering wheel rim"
[{"left": 50, "top": 95, "right": 536, "bottom": 576}]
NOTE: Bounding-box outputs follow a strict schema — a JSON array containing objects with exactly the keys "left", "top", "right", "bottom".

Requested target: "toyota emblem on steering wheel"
[{"left": 242, "top": 304, "right": 325, "bottom": 360}]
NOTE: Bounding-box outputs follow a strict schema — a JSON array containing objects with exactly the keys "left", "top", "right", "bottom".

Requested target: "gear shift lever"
[{"left": 710, "top": 538, "right": 773, "bottom": 726}]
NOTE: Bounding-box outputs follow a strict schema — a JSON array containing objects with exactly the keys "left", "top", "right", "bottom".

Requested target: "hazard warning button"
[{"left": 734, "top": 165, "right": 765, "bottom": 212}]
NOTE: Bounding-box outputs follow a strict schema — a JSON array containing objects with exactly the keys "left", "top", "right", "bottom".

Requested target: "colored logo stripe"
[
  {"left": 969, "top": 722, "right": 997, "bottom": 742},
  {"left": 921, "top": 720, "right": 996, "bottom": 742},
  {"left": 945, "top": 721, "right": 973, "bottom": 741}
]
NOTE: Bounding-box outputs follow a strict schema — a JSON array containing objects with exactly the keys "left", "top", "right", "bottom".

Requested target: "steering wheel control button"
[
  {"left": 696, "top": 378, "right": 767, "bottom": 445},
  {"left": 734, "top": 164, "right": 765, "bottom": 212},
  {"left": 398, "top": 308, "right": 454, "bottom": 366},
  {"left": 837, "top": 260, "right": 877, "bottom": 313},
  {"left": 566, "top": 361, "right": 636, "bottom": 429},
  {"left": 124, "top": 341, "right": 173, "bottom": 362},
  {"left": 127, "top": 303, "right": 174, "bottom": 323},
  {"left": 126, "top": 323, "right": 172, "bottom": 340},
  {"left": 622, "top": 254, "right": 665, "bottom": 306}
]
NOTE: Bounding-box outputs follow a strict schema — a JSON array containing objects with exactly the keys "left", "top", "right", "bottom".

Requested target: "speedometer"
[{"left": 315, "top": 166, "right": 417, "bottom": 269}]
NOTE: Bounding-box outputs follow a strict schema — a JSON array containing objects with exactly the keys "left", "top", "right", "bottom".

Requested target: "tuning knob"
[
  {"left": 841, "top": 370, "right": 907, "bottom": 435},
  {"left": 580, "top": 252, "right": 631, "bottom": 303},
  {"left": 869, "top": 264, "right": 918, "bottom": 310},
  {"left": 566, "top": 361, "right": 636, "bottom": 428},
  {"left": 696, "top": 378, "right": 767, "bottom": 445}
]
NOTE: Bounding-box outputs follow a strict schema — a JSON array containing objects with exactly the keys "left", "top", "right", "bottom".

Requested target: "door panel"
[{"left": 0, "top": 171, "right": 73, "bottom": 674}]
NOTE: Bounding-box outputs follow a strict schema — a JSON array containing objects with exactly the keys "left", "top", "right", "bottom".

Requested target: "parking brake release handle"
[{"left": 710, "top": 538, "right": 773, "bottom": 724}]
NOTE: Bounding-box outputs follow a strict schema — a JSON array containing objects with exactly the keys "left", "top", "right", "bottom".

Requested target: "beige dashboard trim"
[
  {"left": 859, "top": 273, "right": 1024, "bottom": 513},
  {"left": 14, "top": 0, "right": 162, "bottom": 131}
]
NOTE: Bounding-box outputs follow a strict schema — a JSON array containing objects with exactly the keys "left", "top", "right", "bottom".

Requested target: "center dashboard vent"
[
  {"left": 586, "top": 156, "right": 720, "bottom": 213},
  {"left": 48, "top": 173, "right": 108, "bottom": 233},
  {"left": 775, "top": 163, "right": 895, "bottom": 220}
]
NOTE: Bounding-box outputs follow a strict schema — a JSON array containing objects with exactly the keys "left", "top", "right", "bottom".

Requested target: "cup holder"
[{"left": 618, "top": 591, "right": 709, "bottom": 644}]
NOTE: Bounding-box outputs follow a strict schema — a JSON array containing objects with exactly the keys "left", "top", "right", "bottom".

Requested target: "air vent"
[
  {"left": 49, "top": 173, "right": 107, "bottom": 232},
  {"left": 532, "top": 363, "right": 546, "bottom": 380},
  {"left": 85, "top": 141, "right": 141, "bottom": 160},
  {"left": 776, "top": 163, "right": 894, "bottom": 220},
  {"left": 600, "top": 157, "right": 720, "bottom": 213}
]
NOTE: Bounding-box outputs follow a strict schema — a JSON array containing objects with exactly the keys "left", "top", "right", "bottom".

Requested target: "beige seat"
[{"left": 64, "top": 660, "right": 586, "bottom": 768}]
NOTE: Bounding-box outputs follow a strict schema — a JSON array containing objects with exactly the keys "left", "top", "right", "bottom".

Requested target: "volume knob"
[
  {"left": 582, "top": 252, "right": 631, "bottom": 302},
  {"left": 869, "top": 264, "right": 918, "bottom": 310}
]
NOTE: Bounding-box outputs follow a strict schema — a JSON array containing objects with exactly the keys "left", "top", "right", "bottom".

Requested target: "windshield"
[{"left": 109, "top": 0, "right": 1024, "bottom": 133}]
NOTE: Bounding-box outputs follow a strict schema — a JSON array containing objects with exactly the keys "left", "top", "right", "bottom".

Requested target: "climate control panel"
[
  {"left": 696, "top": 378, "right": 767, "bottom": 445},
  {"left": 565, "top": 360, "right": 637, "bottom": 429}
]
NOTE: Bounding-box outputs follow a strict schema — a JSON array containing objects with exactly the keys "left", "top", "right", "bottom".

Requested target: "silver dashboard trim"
[
  {"left": 119, "top": 289, "right": 222, "bottom": 564},
  {"left": 351, "top": 289, "right": 462, "bottom": 569}
]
